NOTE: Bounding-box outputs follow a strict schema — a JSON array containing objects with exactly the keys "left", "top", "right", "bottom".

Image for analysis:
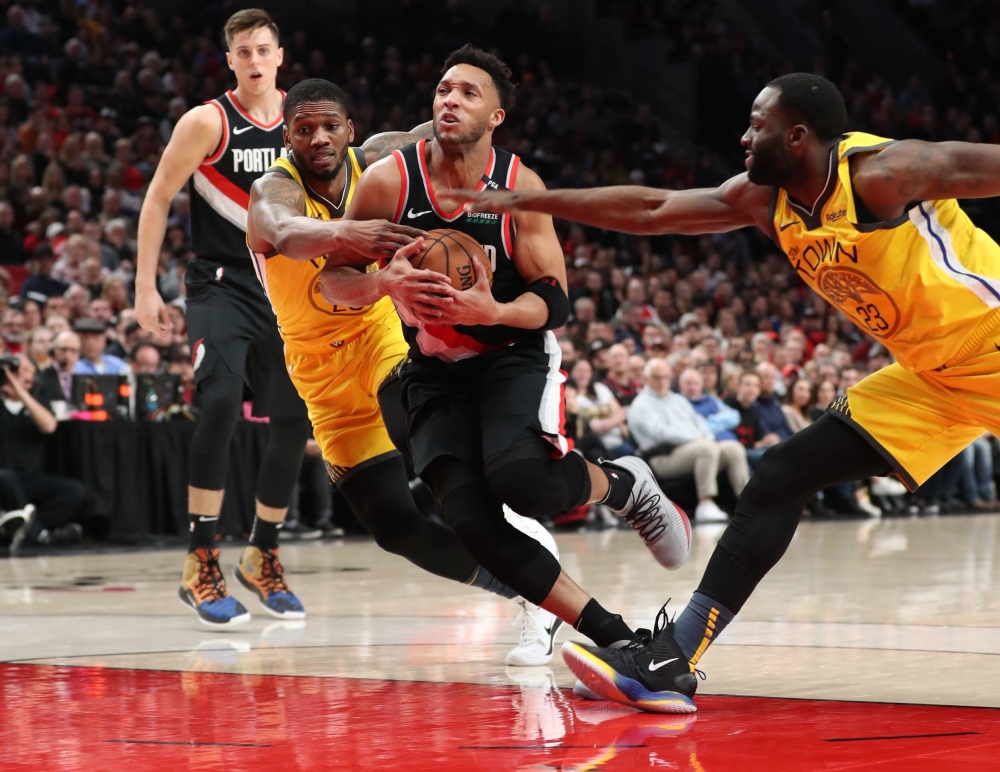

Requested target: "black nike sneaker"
[{"left": 562, "top": 605, "right": 698, "bottom": 713}]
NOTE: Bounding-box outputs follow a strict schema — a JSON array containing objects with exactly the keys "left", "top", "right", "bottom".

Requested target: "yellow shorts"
[
  {"left": 830, "top": 326, "right": 1000, "bottom": 490},
  {"left": 284, "top": 311, "right": 408, "bottom": 484}
]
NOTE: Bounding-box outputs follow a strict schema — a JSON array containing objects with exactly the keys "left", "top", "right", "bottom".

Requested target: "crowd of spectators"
[{"left": 0, "top": 0, "right": 997, "bottom": 547}]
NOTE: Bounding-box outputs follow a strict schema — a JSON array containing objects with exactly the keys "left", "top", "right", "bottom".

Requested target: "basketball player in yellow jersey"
[
  {"left": 448, "top": 72, "right": 1000, "bottom": 712},
  {"left": 246, "top": 79, "right": 576, "bottom": 665}
]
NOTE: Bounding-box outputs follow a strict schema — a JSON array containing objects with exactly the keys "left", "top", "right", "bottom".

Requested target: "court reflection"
[{"left": 6, "top": 663, "right": 1000, "bottom": 771}]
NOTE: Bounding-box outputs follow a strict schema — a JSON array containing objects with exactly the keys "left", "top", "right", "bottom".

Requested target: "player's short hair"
[
  {"left": 223, "top": 8, "right": 279, "bottom": 50},
  {"left": 283, "top": 79, "right": 350, "bottom": 122},
  {"left": 442, "top": 45, "right": 515, "bottom": 111},
  {"left": 767, "top": 73, "right": 847, "bottom": 143}
]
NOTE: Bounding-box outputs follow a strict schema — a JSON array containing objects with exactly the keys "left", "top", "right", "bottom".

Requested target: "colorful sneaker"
[
  {"left": 506, "top": 599, "right": 564, "bottom": 666},
  {"left": 561, "top": 605, "right": 699, "bottom": 714},
  {"left": 233, "top": 546, "right": 305, "bottom": 620},
  {"left": 178, "top": 548, "right": 251, "bottom": 627},
  {"left": 600, "top": 457, "right": 691, "bottom": 569}
]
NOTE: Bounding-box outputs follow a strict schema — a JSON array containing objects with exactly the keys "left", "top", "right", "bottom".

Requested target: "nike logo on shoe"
[
  {"left": 649, "top": 657, "right": 678, "bottom": 671},
  {"left": 233, "top": 125, "right": 253, "bottom": 135},
  {"left": 407, "top": 208, "right": 431, "bottom": 219}
]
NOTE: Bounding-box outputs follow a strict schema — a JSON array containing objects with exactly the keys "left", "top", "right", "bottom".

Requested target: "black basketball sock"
[
  {"left": 597, "top": 461, "right": 635, "bottom": 512},
  {"left": 249, "top": 516, "right": 280, "bottom": 551},
  {"left": 573, "top": 598, "right": 634, "bottom": 648},
  {"left": 188, "top": 514, "right": 218, "bottom": 552}
]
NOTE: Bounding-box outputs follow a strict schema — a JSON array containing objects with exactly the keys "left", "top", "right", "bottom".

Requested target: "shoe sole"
[
  {"left": 505, "top": 617, "right": 564, "bottom": 666},
  {"left": 562, "top": 641, "right": 697, "bottom": 714},
  {"left": 177, "top": 586, "right": 251, "bottom": 628},
  {"left": 232, "top": 565, "right": 306, "bottom": 620}
]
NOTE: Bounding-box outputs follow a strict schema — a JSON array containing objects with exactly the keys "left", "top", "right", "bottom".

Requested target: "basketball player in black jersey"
[
  {"left": 135, "top": 10, "right": 417, "bottom": 627},
  {"left": 322, "top": 46, "right": 692, "bottom": 653}
]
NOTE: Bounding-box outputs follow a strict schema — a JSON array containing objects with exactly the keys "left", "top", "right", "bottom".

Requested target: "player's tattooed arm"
[
  {"left": 853, "top": 139, "right": 1000, "bottom": 220},
  {"left": 440, "top": 172, "right": 766, "bottom": 236},
  {"left": 361, "top": 121, "right": 434, "bottom": 164}
]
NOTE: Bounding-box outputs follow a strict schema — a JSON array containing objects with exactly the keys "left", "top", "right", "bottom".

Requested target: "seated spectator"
[
  {"left": 129, "top": 341, "right": 161, "bottom": 375},
  {"left": 87, "top": 298, "right": 114, "bottom": 325},
  {"left": 23, "top": 325, "right": 52, "bottom": 370},
  {"left": 755, "top": 362, "right": 794, "bottom": 441},
  {"left": 45, "top": 314, "right": 70, "bottom": 336},
  {"left": 558, "top": 336, "right": 579, "bottom": 371},
  {"left": 19, "top": 245, "right": 69, "bottom": 300},
  {"left": 0, "top": 355, "right": 85, "bottom": 553},
  {"left": 628, "top": 354, "right": 647, "bottom": 387},
  {"left": 21, "top": 298, "right": 41, "bottom": 330},
  {"left": 43, "top": 295, "right": 68, "bottom": 321},
  {"left": 678, "top": 367, "right": 740, "bottom": 442},
  {"left": 724, "top": 370, "right": 781, "bottom": 468},
  {"left": 810, "top": 379, "right": 837, "bottom": 421},
  {"left": 628, "top": 358, "right": 749, "bottom": 523},
  {"left": 71, "top": 318, "right": 128, "bottom": 375},
  {"left": 35, "top": 330, "right": 80, "bottom": 402},
  {"left": 601, "top": 343, "right": 640, "bottom": 408},
  {"left": 570, "top": 358, "right": 634, "bottom": 458},
  {"left": 63, "top": 284, "right": 90, "bottom": 321},
  {"left": 570, "top": 270, "right": 617, "bottom": 321},
  {"left": 1, "top": 308, "right": 25, "bottom": 354},
  {"left": 0, "top": 201, "right": 26, "bottom": 266},
  {"left": 782, "top": 377, "right": 815, "bottom": 434}
]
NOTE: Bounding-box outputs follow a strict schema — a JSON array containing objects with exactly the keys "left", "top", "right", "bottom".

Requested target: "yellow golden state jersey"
[
  {"left": 772, "top": 132, "right": 1000, "bottom": 372},
  {"left": 248, "top": 149, "right": 396, "bottom": 353}
]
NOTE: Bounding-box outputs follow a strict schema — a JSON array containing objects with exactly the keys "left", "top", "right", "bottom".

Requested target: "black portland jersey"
[
  {"left": 392, "top": 139, "right": 538, "bottom": 363},
  {"left": 190, "top": 90, "right": 288, "bottom": 263}
]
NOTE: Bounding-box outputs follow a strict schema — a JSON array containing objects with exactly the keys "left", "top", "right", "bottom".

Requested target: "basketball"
[{"left": 410, "top": 229, "right": 493, "bottom": 290}]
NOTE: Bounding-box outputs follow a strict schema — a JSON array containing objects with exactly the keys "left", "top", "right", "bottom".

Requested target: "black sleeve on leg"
[
  {"left": 698, "top": 414, "right": 893, "bottom": 613},
  {"left": 340, "top": 454, "right": 478, "bottom": 583},
  {"left": 255, "top": 415, "right": 311, "bottom": 509}
]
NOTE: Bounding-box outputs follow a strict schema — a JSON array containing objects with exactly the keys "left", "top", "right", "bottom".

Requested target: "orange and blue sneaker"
[
  {"left": 178, "top": 547, "right": 251, "bottom": 627},
  {"left": 561, "top": 605, "right": 699, "bottom": 714},
  {"left": 233, "top": 546, "right": 305, "bottom": 620}
]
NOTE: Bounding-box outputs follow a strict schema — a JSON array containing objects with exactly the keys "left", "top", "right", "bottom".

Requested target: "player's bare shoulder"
[
  {"left": 346, "top": 154, "right": 402, "bottom": 221},
  {"left": 168, "top": 102, "right": 225, "bottom": 154},
  {"left": 718, "top": 172, "right": 772, "bottom": 223}
]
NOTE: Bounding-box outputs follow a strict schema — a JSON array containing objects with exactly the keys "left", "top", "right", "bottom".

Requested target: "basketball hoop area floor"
[{"left": 4, "top": 515, "right": 1000, "bottom": 771}]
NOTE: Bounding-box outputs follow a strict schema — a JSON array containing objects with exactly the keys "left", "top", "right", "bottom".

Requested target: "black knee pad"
[
  {"left": 189, "top": 375, "right": 243, "bottom": 490},
  {"left": 255, "top": 416, "right": 311, "bottom": 509},
  {"left": 486, "top": 452, "right": 590, "bottom": 518},
  {"left": 441, "top": 483, "right": 561, "bottom": 604}
]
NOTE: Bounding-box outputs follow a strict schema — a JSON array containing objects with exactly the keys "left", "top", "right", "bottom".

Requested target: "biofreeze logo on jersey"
[{"left": 233, "top": 147, "right": 288, "bottom": 173}]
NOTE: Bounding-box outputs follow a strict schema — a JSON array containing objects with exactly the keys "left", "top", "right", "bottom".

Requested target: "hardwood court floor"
[{"left": 3, "top": 514, "right": 1000, "bottom": 770}]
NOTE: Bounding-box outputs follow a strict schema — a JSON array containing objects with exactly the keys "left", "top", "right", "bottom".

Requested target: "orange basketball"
[{"left": 410, "top": 229, "right": 493, "bottom": 290}]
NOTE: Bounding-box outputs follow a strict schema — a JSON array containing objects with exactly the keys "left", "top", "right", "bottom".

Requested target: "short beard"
[
  {"left": 433, "top": 115, "right": 489, "bottom": 147},
  {"left": 746, "top": 141, "right": 796, "bottom": 187}
]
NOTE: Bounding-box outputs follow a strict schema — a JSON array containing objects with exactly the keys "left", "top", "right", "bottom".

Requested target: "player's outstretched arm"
[
  {"left": 442, "top": 172, "right": 768, "bottom": 236},
  {"left": 360, "top": 120, "right": 434, "bottom": 164},
  {"left": 248, "top": 170, "right": 424, "bottom": 262},
  {"left": 136, "top": 104, "right": 222, "bottom": 334},
  {"left": 852, "top": 139, "right": 1000, "bottom": 219}
]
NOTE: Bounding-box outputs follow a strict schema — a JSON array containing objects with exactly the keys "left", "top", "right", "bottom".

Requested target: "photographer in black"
[{"left": 0, "top": 355, "right": 86, "bottom": 555}]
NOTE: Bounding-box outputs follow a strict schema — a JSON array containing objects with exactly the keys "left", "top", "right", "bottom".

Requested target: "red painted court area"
[{"left": 4, "top": 663, "right": 1000, "bottom": 771}]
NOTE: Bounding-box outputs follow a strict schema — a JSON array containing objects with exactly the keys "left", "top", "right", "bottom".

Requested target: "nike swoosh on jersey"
[
  {"left": 778, "top": 220, "right": 800, "bottom": 232},
  {"left": 232, "top": 125, "right": 253, "bottom": 135},
  {"left": 407, "top": 208, "right": 432, "bottom": 219},
  {"left": 648, "top": 657, "right": 679, "bottom": 671}
]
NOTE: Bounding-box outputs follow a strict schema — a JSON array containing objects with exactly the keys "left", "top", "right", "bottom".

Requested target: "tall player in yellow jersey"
[
  {"left": 246, "top": 80, "right": 574, "bottom": 666},
  {"left": 448, "top": 73, "right": 1000, "bottom": 712}
]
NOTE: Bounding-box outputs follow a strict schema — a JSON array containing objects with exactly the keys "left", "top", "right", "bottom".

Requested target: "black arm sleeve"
[{"left": 525, "top": 276, "right": 570, "bottom": 331}]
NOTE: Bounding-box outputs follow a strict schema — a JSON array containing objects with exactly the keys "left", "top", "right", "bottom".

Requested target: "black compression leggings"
[
  {"left": 697, "top": 414, "right": 892, "bottom": 613},
  {"left": 189, "top": 374, "right": 309, "bottom": 509},
  {"left": 339, "top": 455, "right": 478, "bottom": 583}
]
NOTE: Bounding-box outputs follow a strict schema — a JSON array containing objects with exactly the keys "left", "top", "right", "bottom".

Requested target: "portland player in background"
[
  {"left": 449, "top": 73, "right": 1000, "bottom": 712},
  {"left": 136, "top": 9, "right": 308, "bottom": 626},
  {"left": 322, "top": 46, "right": 692, "bottom": 655}
]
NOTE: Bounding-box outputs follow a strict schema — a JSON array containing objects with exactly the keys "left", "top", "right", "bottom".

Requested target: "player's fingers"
[
  {"left": 387, "top": 223, "right": 427, "bottom": 238},
  {"left": 470, "top": 254, "right": 489, "bottom": 286},
  {"left": 393, "top": 237, "right": 426, "bottom": 260},
  {"left": 414, "top": 270, "right": 452, "bottom": 285}
]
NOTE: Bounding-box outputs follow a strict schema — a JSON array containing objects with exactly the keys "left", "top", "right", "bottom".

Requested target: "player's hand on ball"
[
  {"left": 380, "top": 238, "right": 458, "bottom": 313},
  {"left": 414, "top": 255, "right": 495, "bottom": 326},
  {"left": 339, "top": 220, "right": 427, "bottom": 260},
  {"left": 439, "top": 189, "right": 524, "bottom": 214}
]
